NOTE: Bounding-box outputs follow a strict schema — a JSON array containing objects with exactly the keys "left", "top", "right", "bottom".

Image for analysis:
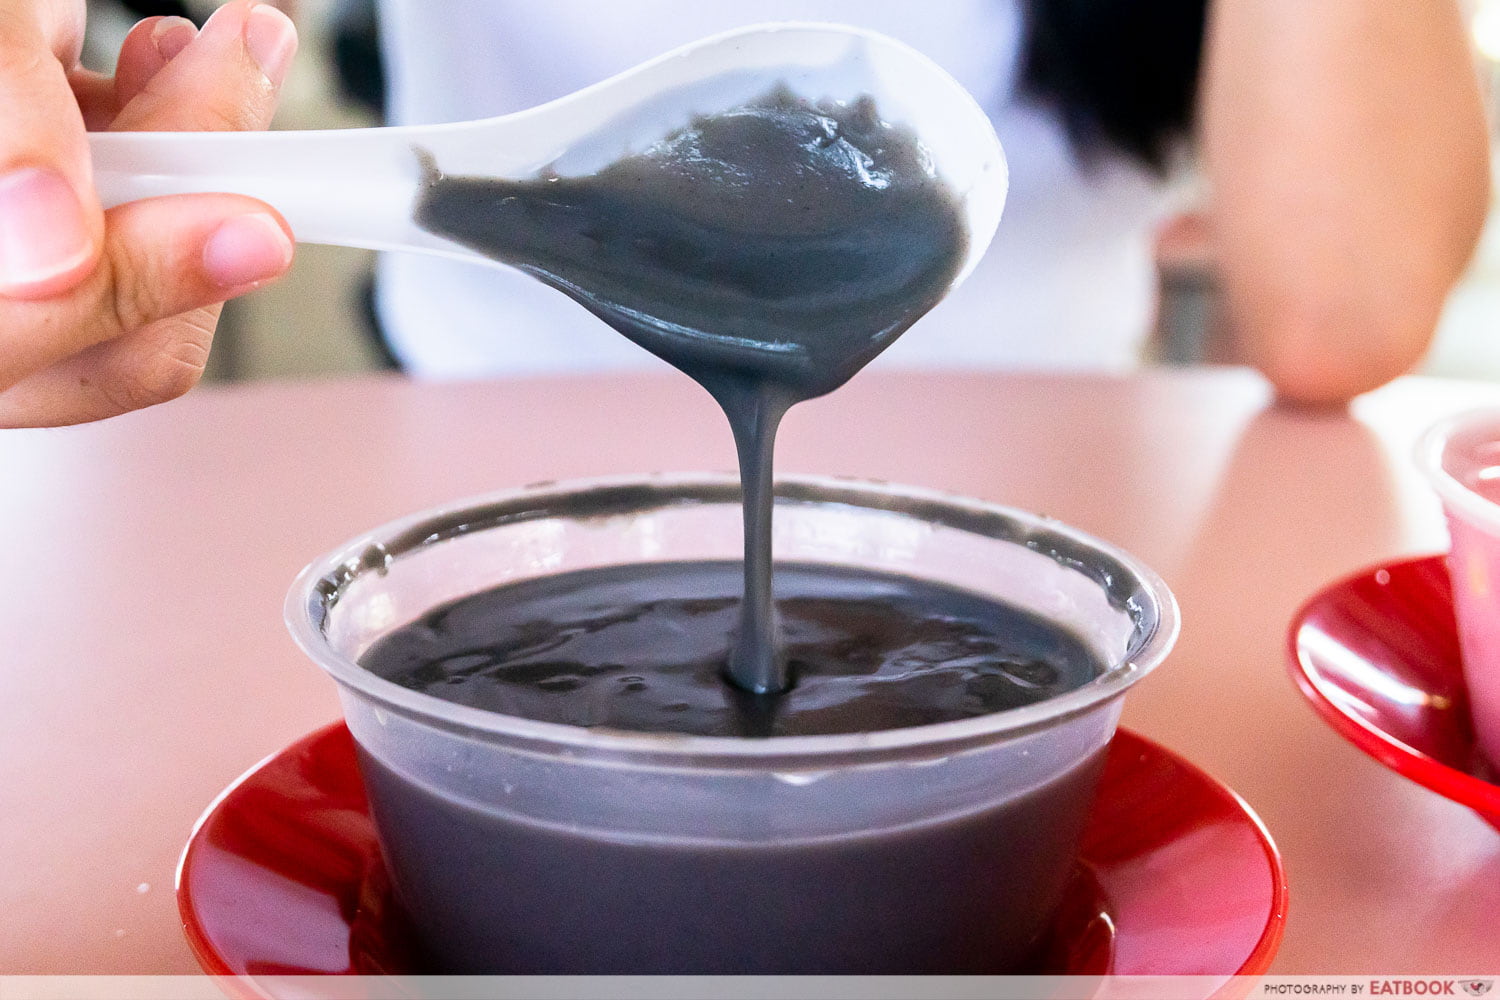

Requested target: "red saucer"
[
  {"left": 178, "top": 723, "right": 1285, "bottom": 986},
  {"left": 1288, "top": 554, "right": 1500, "bottom": 831}
]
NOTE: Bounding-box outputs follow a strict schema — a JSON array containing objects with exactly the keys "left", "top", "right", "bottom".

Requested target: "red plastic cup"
[{"left": 1418, "top": 410, "right": 1500, "bottom": 772}]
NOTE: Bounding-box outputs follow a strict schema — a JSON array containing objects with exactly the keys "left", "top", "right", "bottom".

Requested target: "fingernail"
[
  {"left": 244, "top": 4, "right": 296, "bottom": 88},
  {"left": 0, "top": 168, "right": 92, "bottom": 296},
  {"left": 202, "top": 212, "right": 293, "bottom": 288},
  {"left": 151, "top": 16, "right": 198, "bottom": 62}
]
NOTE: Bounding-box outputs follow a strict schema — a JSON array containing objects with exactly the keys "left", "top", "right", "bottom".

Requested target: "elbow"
[
  {"left": 1214, "top": 107, "right": 1490, "bottom": 407},
  {"left": 1229, "top": 194, "right": 1487, "bottom": 408},
  {"left": 1258, "top": 343, "right": 1415, "bottom": 409},
  {"left": 1247, "top": 296, "right": 1442, "bottom": 408}
]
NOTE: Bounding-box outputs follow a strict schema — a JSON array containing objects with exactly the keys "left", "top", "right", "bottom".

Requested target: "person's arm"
[
  {"left": 0, "top": 0, "right": 297, "bottom": 427},
  {"left": 1201, "top": 0, "right": 1490, "bottom": 405}
]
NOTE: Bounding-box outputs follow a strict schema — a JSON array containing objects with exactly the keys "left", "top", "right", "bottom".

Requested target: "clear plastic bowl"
[
  {"left": 286, "top": 474, "right": 1179, "bottom": 973},
  {"left": 1417, "top": 411, "right": 1500, "bottom": 772}
]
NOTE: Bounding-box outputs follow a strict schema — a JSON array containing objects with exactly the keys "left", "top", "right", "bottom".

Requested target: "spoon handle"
[{"left": 88, "top": 127, "right": 461, "bottom": 258}]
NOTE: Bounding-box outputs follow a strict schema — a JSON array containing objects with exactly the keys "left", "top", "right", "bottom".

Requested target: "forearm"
[{"left": 1201, "top": 0, "right": 1490, "bottom": 404}]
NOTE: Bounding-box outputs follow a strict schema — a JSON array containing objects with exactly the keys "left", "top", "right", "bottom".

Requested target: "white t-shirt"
[{"left": 374, "top": 0, "right": 1176, "bottom": 377}]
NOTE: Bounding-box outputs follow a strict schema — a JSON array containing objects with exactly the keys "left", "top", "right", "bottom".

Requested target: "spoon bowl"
[{"left": 89, "top": 22, "right": 1006, "bottom": 288}]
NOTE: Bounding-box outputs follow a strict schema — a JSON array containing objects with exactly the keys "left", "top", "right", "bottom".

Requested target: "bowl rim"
[
  {"left": 1415, "top": 408, "right": 1500, "bottom": 536},
  {"left": 285, "top": 473, "right": 1180, "bottom": 765}
]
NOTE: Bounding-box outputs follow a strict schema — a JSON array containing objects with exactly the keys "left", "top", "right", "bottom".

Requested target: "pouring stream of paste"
[{"left": 414, "top": 86, "right": 968, "bottom": 694}]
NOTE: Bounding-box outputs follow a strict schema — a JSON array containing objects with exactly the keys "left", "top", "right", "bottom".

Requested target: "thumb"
[{"left": 0, "top": 5, "right": 102, "bottom": 298}]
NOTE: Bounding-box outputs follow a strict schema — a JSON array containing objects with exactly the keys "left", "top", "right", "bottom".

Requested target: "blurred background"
[{"left": 78, "top": 0, "right": 1500, "bottom": 385}]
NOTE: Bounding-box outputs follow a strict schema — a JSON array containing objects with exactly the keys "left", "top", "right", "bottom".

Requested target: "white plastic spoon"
[{"left": 88, "top": 22, "right": 1007, "bottom": 285}]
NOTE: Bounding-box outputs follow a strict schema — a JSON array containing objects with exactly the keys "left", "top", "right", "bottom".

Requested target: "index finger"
[{"left": 0, "top": 1, "right": 102, "bottom": 298}]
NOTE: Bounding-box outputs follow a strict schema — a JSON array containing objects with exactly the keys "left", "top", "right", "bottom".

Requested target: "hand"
[{"left": 0, "top": 0, "right": 298, "bottom": 427}]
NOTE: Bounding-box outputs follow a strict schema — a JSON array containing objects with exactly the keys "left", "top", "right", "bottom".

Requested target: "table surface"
[{"left": 2, "top": 367, "right": 1498, "bottom": 975}]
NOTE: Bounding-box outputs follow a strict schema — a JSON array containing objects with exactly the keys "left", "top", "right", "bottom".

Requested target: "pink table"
[{"left": 2, "top": 368, "right": 1497, "bottom": 974}]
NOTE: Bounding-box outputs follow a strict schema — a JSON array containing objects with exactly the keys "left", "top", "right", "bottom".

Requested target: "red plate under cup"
[{"left": 178, "top": 724, "right": 1286, "bottom": 989}]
